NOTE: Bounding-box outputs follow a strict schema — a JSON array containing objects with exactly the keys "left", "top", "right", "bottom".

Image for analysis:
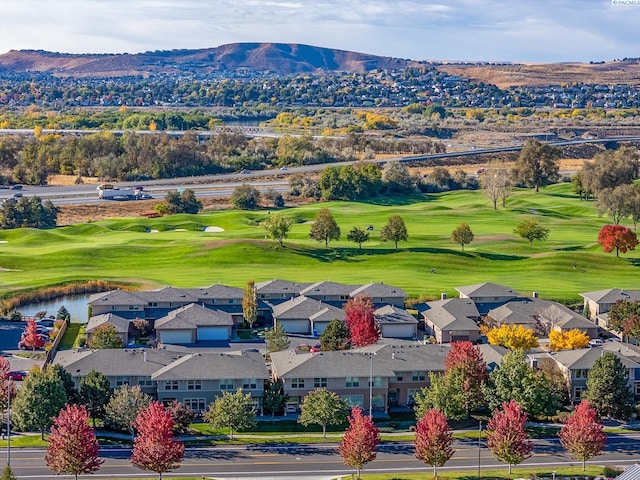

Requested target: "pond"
[{"left": 18, "top": 294, "right": 91, "bottom": 324}]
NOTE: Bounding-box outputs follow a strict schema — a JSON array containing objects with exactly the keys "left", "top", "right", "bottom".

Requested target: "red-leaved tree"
[
  {"left": 130, "top": 401, "right": 185, "bottom": 479},
  {"left": 338, "top": 406, "right": 380, "bottom": 479},
  {"left": 0, "top": 356, "right": 17, "bottom": 412},
  {"left": 344, "top": 295, "right": 380, "bottom": 347},
  {"left": 486, "top": 400, "right": 533, "bottom": 474},
  {"left": 22, "top": 319, "right": 45, "bottom": 350},
  {"left": 45, "top": 404, "right": 103, "bottom": 480},
  {"left": 559, "top": 400, "right": 606, "bottom": 471},
  {"left": 444, "top": 340, "right": 488, "bottom": 415},
  {"left": 598, "top": 224, "right": 639, "bottom": 257},
  {"left": 414, "top": 408, "right": 454, "bottom": 478}
]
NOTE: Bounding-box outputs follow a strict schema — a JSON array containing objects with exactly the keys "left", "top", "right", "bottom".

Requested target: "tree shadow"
[
  {"left": 357, "top": 194, "right": 435, "bottom": 207},
  {"left": 247, "top": 443, "right": 337, "bottom": 456},
  {"left": 554, "top": 245, "right": 585, "bottom": 252}
]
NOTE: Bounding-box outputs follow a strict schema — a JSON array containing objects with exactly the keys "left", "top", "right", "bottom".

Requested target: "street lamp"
[
  {"left": 477, "top": 420, "right": 482, "bottom": 480},
  {"left": 368, "top": 352, "right": 377, "bottom": 419},
  {"left": 7, "top": 378, "right": 12, "bottom": 467}
]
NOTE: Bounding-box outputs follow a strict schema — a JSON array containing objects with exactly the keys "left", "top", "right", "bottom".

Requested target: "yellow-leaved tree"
[
  {"left": 549, "top": 329, "right": 590, "bottom": 351},
  {"left": 487, "top": 324, "right": 539, "bottom": 350}
]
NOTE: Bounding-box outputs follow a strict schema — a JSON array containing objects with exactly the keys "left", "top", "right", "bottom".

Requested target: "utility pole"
[
  {"left": 7, "top": 378, "right": 12, "bottom": 467},
  {"left": 477, "top": 420, "right": 482, "bottom": 480}
]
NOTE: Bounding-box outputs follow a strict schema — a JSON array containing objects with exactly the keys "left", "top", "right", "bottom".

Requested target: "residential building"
[
  {"left": 374, "top": 305, "right": 418, "bottom": 339},
  {"left": 419, "top": 298, "right": 480, "bottom": 344},
  {"left": 155, "top": 303, "right": 234, "bottom": 343},
  {"left": 455, "top": 282, "right": 520, "bottom": 314}
]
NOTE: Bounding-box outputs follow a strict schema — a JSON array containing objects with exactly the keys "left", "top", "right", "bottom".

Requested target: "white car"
[{"left": 589, "top": 339, "right": 604, "bottom": 347}]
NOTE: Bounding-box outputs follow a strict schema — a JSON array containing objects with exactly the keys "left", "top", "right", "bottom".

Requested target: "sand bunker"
[
  {"left": 204, "top": 226, "right": 225, "bottom": 232},
  {"left": 148, "top": 229, "right": 159, "bottom": 233}
]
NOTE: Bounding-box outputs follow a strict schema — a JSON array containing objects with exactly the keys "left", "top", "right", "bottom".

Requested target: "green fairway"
[{"left": 0, "top": 183, "right": 637, "bottom": 302}]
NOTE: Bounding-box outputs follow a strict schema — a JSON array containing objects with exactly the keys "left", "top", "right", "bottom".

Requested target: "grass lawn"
[{"left": 0, "top": 183, "right": 637, "bottom": 302}]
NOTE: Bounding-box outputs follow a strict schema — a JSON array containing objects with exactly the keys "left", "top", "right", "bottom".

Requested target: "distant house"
[
  {"left": 455, "top": 282, "right": 520, "bottom": 314},
  {"left": 155, "top": 303, "right": 234, "bottom": 344},
  {"left": 579, "top": 288, "right": 640, "bottom": 322},
  {"left": 299, "top": 281, "right": 357, "bottom": 305},
  {"left": 256, "top": 279, "right": 311, "bottom": 303},
  {"left": 88, "top": 290, "right": 146, "bottom": 318},
  {"left": 271, "top": 296, "right": 345, "bottom": 335},
  {"left": 85, "top": 313, "right": 131, "bottom": 345},
  {"left": 374, "top": 305, "right": 418, "bottom": 339},
  {"left": 419, "top": 298, "right": 480, "bottom": 344},
  {"left": 350, "top": 282, "right": 406, "bottom": 308}
]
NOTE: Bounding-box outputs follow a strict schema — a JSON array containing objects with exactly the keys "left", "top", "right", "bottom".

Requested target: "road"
[{"left": 3, "top": 433, "right": 639, "bottom": 478}]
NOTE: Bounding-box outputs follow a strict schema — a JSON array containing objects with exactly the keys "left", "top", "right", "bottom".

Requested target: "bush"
[{"left": 603, "top": 466, "right": 623, "bottom": 478}]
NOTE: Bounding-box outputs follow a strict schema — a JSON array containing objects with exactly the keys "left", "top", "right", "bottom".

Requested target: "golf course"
[{"left": 0, "top": 182, "right": 637, "bottom": 304}]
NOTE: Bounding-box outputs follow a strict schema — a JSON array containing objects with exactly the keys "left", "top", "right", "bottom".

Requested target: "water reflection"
[{"left": 18, "top": 294, "right": 90, "bottom": 323}]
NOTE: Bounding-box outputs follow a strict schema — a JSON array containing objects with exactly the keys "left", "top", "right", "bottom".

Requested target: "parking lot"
[{"left": 0, "top": 320, "right": 46, "bottom": 374}]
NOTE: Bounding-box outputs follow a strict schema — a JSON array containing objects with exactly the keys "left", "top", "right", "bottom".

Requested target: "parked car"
[
  {"left": 6, "top": 370, "right": 28, "bottom": 381},
  {"left": 18, "top": 337, "right": 47, "bottom": 350},
  {"left": 37, "top": 319, "right": 55, "bottom": 327},
  {"left": 309, "top": 343, "right": 322, "bottom": 353},
  {"left": 589, "top": 338, "right": 604, "bottom": 347}
]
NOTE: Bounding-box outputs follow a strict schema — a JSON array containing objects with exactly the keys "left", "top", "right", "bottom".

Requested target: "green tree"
[
  {"left": 50, "top": 363, "right": 78, "bottom": 404},
  {"left": 319, "top": 318, "right": 351, "bottom": 351},
  {"left": 1, "top": 465, "right": 17, "bottom": 480},
  {"left": 164, "top": 189, "right": 202, "bottom": 214},
  {"left": 265, "top": 321, "right": 290, "bottom": 353},
  {"left": 298, "top": 387, "right": 349, "bottom": 439},
  {"left": 514, "top": 219, "right": 549, "bottom": 246},
  {"left": 450, "top": 222, "right": 474, "bottom": 251},
  {"left": 584, "top": 352, "right": 632, "bottom": 419},
  {"left": 414, "top": 372, "right": 466, "bottom": 421},
  {"left": 262, "top": 214, "right": 293, "bottom": 246},
  {"left": 12, "top": 367, "right": 67, "bottom": 439},
  {"left": 205, "top": 388, "right": 256, "bottom": 439},
  {"left": 262, "top": 380, "right": 288, "bottom": 416},
  {"left": 597, "top": 185, "right": 633, "bottom": 224},
  {"left": 382, "top": 161, "right": 414, "bottom": 194},
  {"left": 79, "top": 369, "right": 112, "bottom": 428},
  {"left": 87, "top": 323, "right": 123, "bottom": 349},
  {"left": 347, "top": 226, "right": 369, "bottom": 249},
  {"left": 310, "top": 208, "right": 341, "bottom": 247},
  {"left": 512, "top": 139, "right": 561, "bottom": 192},
  {"left": 608, "top": 300, "right": 640, "bottom": 340},
  {"left": 380, "top": 214, "right": 408, "bottom": 249},
  {"left": 104, "top": 385, "right": 151, "bottom": 437},
  {"left": 242, "top": 279, "right": 258, "bottom": 328},
  {"left": 230, "top": 183, "right": 261, "bottom": 210}
]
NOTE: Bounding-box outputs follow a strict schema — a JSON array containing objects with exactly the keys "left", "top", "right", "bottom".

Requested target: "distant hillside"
[{"left": 0, "top": 43, "right": 421, "bottom": 77}]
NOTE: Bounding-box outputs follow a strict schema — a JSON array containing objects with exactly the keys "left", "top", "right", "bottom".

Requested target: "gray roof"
[
  {"left": 272, "top": 296, "right": 337, "bottom": 320},
  {"left": 350, "top": 282, "right": 406, "bottom": 298},
  {"left": 550, "top": 346, "right": 640, "bottom": 370},
  {"left": 300, "top": 281, "right": 358, "bottom": 297},
  {"left": 140, "top": 286, "right": 200, "bottom": 304},
  {"left": 151, "top": 350, "right": 268, "bottom": 381},
  {"left": 256, "top": 279, "right": 311, "bottom": 295},
  {"left": 186, "top": 284, "right": 244, "bottom": 300},
  {"left": 53, "top": 348, "right": 176, "bottom": 377},
  {"left": 617, "top": 464, "right": 640, "bottom": 480},
  {"left": 579, "top": 288, "right": 640, "bottom": 304},
  {"left": 477, "top": 344, "right": 509, "bottom": 370},
  {"left": 488, "top": 298, "right": 593, "bottom": 330},
  {"left": 421, "top": 298, "right": 480, "bottom": 331},
  {"left": 455, "top": 282, "right": 520, "bottom": 298},
  {"left": 88, "top": 289, "right": 146, "bottom": 306},
  {"left": 85, "top": 313, "right": 130, "bottom": 334},
  {"left": 309, "top": 304, "right": 346, "bottom": 323},
  {"left": 374, "top": 305, "right": 418, "bottom": 325},
  {"left": 155, "top": 303, "right": 234, "bottom": 330}
]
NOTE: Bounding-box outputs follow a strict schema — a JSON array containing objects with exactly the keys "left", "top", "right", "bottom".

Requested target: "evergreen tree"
[
  {"left": 79, "top": 369, "right": 112, "bottom": 428},
  {"left": 320, "top": 318, "right": 351, "bottom": 351},
  {"left": 265, "top": 321, "right": 290, "bottom": 353},
  {"left": 242, "top": 279, "right": 258, "bottom": 327},
  {"left": 262, "top": 380, "right": 288, "bottom": 417},
  {"left": 584, "top": 352, "right": 632, "bottom": 419}
]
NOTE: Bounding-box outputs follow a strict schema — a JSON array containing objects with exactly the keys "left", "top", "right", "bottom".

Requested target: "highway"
[{"left": 2, "top": 433, "right": 640, "bottom": 478}]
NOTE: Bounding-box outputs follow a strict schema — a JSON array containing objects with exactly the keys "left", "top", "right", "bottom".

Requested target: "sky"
[{"left": 1, "top": 0, "right": 640, "bottom": 63}]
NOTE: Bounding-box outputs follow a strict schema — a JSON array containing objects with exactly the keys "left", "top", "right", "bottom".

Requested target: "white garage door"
[
  {"left": 382, "top": 324, "right": 416, "bottom": 338},
  {"left": 280, "top": 319, "right": 309, "bottom": 334},
  {"left": 197, "top": 326, "right": 229, "bottom": 341},
  {"left": 160, "top": 330, "right": 192, "bottom": 344}
]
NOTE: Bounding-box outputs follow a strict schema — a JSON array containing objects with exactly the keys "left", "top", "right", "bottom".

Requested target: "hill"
[{"left": 0, "top": 43, "right": 420, "bottom": 77}]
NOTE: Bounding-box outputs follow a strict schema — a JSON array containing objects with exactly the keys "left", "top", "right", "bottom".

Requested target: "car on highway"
[
  {"left": 9, "top": 185, "right": 22, "bottom": 190},
  {"left": 280, "top": 166, "right": 288, "bottom": 171},
  {"left": 240, "top": 169, "right": 251, "bottom": 174},
  {"left": 12, "top": 192, "right": 23, "bottom": 198},
  {"left": 6, "top": 370, "right": 28, "bottom": 381}
]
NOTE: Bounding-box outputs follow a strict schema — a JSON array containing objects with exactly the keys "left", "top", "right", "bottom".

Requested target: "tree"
[
  {"left": 344, "top": 295, "right": 380, "bottom": 347},
  {"left": 514, "top": 219, "right": 550, "bottom": 246},
  {"left": 382, "top": 161, "right": 414, "bottom": 194},
  {"left": 0, "top": 356, "right": 17, "bottom": 412},
  {"left": 21, "top": 319, "right": 45, "bottom": 350},
  {"left": 165, "top": 399, "right": 196, "bottom": 434},
  {"left": 298, "top": 387, "right": 349, "bottom": 439},
  {"left": 12, "top": 367, "right": 67, "bottom": 439},
  {"left": 450, "top": 222, "right": 474, "bottom": 251},
  {"left": 265, "top": 321, "right": 290, "bottom": 353},
  {"left": 487, "top": 324, "right": 539, "bottom": 350},
  {"left": 45, "top": 404, "right": 103, "bottom": 480},
  {"left": 262, "top": 380, "right": 288, "bottom": 416},
  {"left": 414, "top": 372, "right": 466, "bottom": 421},
  {"left": 414, "top": 408, "right": 454, "bottom": 478},
  {"left": 1, "top": 465, "right": 17, "bottom": 480},
  {"left": 549, "top": 329, "right": 590, "bottom": 351},
  {"left": 262, "top": 214, "right": 293, "bottom": 246},
  {"left": 131, "top": 402, "right": 184, "bottom": 480},
  {"left": 444, "top": 341, "right": 488, "bottom": 416},
  {"left": 50, "top": 364, "right": 78, "bottom": 404},
  {"left": 320, "top": 318, "right": 351, "bottom": 351},
  {"left": 380, "top": 214, "right": 408, "bottom": 249},
  {"left": 598, "top": 224, "right": 639, "bottom": 257},
  {"left": 338, "top": 406, "right": 380, "bottom": 479},
  {"left": 88, "top": 322, "right": 123, "bottom": 349},
  {"left": 104, "top": 385, "right": 151, "bottom": 437},
  {"left": 230, "top": 183, "right": 261, "bottom": 210},
  {"left": 481, "top": 164, "right": 512, "bottom": 209},
  {"left": 242, "top": 279, "right": 258, "bottom": 327},
  {"left": 79, "top": 369, "right": 112, "bottom": 428},
  {"left": 56, "top": 305, "right": 71, "bottom": 322},
  {"left": 205, "top": 388, "right": 256, "bottom": 439},
  {"left": 486, "top": 400, "right": 533, "bottom": 473},
  {"left": 608, "top": 299, "right": 640, "bottom": 340},
  {"left": 309, "top": 208, "right": 341, "bottom": 247},
  {"left": 559, "top": 400, "right": 606, "bottom": 471},
  {"left": 597, "top": 185, "right": 633, "bottom": 224},
  {"left": 347, "top": 226, "right": 369, "bottom": 249},
  {"left": 485, "top": 349, "right": 561, "bottom": 417},
  {"left": 584, "top": 352, "right": 632, "bottom": 419},
  {"left": 512, "top": 139, "right": 560, "bottom": 192},
  {"left": 164, "top": 189, "right": 202, "bottom": 214}
]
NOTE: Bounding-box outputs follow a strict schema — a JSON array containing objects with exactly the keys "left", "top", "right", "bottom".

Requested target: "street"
[{"left": 2, "top": 433, "right": 639, "bottom": 478}]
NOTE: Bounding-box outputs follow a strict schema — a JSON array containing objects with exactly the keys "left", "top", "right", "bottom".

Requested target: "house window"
[
  {"left": 635, "top": 382, "right": 640, "bottom": 396},
  {"left": 187, "top": 380, "right": 202, "bottom": 390},
  {"left": 340, "top": 295, "right": 348, "bottom": 300},
  {"left": 242, "top": 378, "right": 258, "bottom": 389},
  {"left": 229, "top": 299, "right": 234, "bottom": 304},
  {"left": 138, "top": 376, "right": 153, "bottom": 387},
  {"left": 341, "top": 395, "right": 364, "bottom": 407},
  {"left": 346, "top": 377, "right": 359, "bottom": 388},
  {"left": 248, "top": 397, "right": 259, "bottom": 410},
  {"left": 574, "top": 386, "right": 587, "bottom": 401},
  {"left": 220, "top": 380, "right": 234, "bottom": 390},
  {"left": 412, "top": 371, "right": 426, "bottom": 382},
  {"left": 115, "top": 376, "right": 130, "bottom": 387},
  {"left": 148, "top": 302, "right": 158, "bottom": 307},
  {"left": 184, "top": 398, "right": 206, "bottom": 413},
  {"left": 574, "top": 369, "right": 589, "bottom": 379},
  {"left": 129, "top": 305, "right": 137, "bottom": 310},
  {"left": 164, "top": 380, "right": 179, "bottom": 391},
  {"left": 291, "top": 378, "right": 305, "bottom": 388},
  {"left": 314, "top": 377, "right": 327, "bottom": 388},
  {"left": 408, "top": 389, "right": 420, "bottom": 403},
  {"left": 368, "top": 376, "right": 383, "bottom": 387},
  {"left": 372, "top": 394, "right": 385, "bottom": 408}
]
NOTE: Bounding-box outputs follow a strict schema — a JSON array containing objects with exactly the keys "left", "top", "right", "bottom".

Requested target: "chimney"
[
  {"left": 143, "top": 350, "right": 147, "bottom": 362},
  {"left": 532, "top": 291, "right": 539, "bottom": 298},
  {"left": 441, "top": 292, "right": 447, "bottom": 300}
]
